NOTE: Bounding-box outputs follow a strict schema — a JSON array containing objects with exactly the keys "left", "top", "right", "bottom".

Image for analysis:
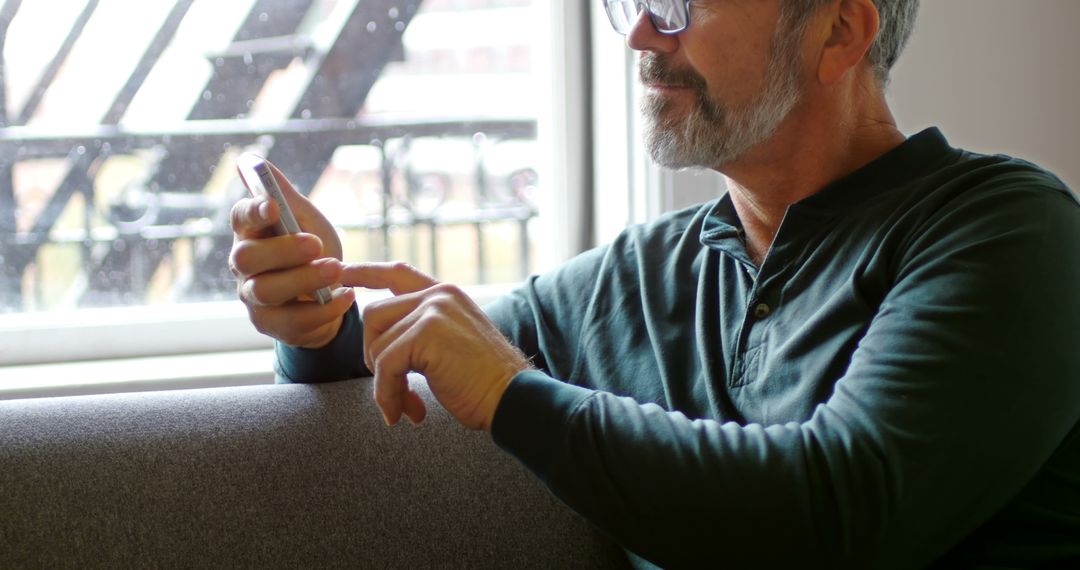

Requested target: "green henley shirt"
[{"left": 277, "top": 129, "right": 1080, "bottom": 568}]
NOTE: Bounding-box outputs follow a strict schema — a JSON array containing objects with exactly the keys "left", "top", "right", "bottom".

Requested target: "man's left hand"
[{"left": 343, "top": 262, "right": 532, "bottom": 431}]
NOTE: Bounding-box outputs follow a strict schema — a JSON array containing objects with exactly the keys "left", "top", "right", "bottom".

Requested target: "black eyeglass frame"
[{"left": 602, "top": 0, "right": 693, "bottom": 36}]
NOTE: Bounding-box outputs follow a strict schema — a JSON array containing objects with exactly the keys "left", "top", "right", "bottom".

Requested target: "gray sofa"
[{"left": 0, "top": 379, "right": 630, "bottom": 568}]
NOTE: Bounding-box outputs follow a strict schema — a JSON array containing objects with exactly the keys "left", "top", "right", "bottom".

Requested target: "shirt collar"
[
  {"left": 700, "top": 127, "right": 959, "bottom": 253},
  {"left": 796, "top": 127, "right": 958, "bottom": 212}
]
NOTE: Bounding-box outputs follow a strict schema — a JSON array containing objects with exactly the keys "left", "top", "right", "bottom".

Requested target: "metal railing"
[
  {"left": 0, "top": 118, "right": 539, "bottom": 311},
  {"left": 0, "top": 0, "right": 542, "bottom": 312}
]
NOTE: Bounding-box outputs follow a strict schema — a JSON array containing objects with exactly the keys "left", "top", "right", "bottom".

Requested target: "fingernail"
[{"left": 257, "top": 199, "right": 270, "bottom": 221}]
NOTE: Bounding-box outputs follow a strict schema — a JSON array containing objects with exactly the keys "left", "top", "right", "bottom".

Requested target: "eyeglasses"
[{"left": 602, "top": 0, "right": 692, "bottom": 35}]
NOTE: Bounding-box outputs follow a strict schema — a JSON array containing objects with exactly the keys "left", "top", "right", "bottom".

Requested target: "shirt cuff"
[
  {"left": 490, "top": 370, "right": 596, "bottom": 482},
  {"left": 274, "top": 302, "right": 368, "bottom": 383}
]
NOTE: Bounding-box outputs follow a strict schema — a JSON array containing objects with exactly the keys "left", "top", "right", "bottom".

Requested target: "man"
[{"left": 229, "top": 0, "right": 1080, "bottom": 566}]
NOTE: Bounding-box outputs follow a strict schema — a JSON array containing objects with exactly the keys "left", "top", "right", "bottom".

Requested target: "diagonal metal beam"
[
  {"left": 182, "top": 0, "right": 425, "bottom": 299},
  {"left": 268, "top": 0, "right": 423, "bottom": 188},
  {"left": 2, "top": 0, "right": 195, "bottom": 310},
  {"left": 102, "top": 0, "right": 194, "bottom": 124},
  {"left": 25, "top": 148, "right": 97, "bottom": 239},
  {"left": 14, "top": 0, "right": 98, "bottom": 125},
  {"left": 0, "top": 0, "right": 22, "bottom": 128},
  {"left": 289, "top": 0, "right": 422, "bottom": 121},
  {"left": 80, "top": 0, "right": 318, "bottom": 306},
  {"left": 0, "top": 0, "right": 24, "bottom": 309}
]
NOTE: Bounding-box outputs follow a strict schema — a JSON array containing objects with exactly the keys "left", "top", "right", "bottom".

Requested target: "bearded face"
[{"left": 639, "top": 25, "right": 805, "bottom": 170}]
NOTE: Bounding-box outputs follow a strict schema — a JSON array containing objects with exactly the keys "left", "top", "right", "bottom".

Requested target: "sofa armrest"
[{"left": 0, "top": 379, "right": 628, "bottom": 568}]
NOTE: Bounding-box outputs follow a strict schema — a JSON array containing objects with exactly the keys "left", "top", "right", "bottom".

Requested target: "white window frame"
[
  {"left": 0, "top": 1, "right": 592, "bottom": 398},
  {"left": 589, "top": 2, "right": 725, "bottom": 248}
]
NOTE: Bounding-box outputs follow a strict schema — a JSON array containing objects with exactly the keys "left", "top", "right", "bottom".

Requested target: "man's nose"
[{"left": 625, "top": 8, "right": 679, "bottom": 54}]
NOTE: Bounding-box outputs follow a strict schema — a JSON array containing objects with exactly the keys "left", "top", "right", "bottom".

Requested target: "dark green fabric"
[
  {"left": 275, "top": 302, "right": 366, "bottom": 383},
  {"left": 278, "top": 129, "right": 1080, "bottom": 568}
]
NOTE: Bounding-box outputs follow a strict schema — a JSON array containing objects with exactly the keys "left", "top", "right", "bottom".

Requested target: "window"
[
  {"left": 0, "top": 0, "right": 587, "bottom": 377},
  {"left": 587, "top": 1, "right": 723, "bottom": 248}
]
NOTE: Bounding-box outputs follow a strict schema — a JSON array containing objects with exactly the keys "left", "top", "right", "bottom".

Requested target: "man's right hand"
[{"left": 228, "top": 161, "right": 356, "bottom": 349}]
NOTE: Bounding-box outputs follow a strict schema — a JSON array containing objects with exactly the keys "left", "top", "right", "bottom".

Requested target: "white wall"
[{"left": 888, "top": 0, "right": 1080, "bottom": 191}]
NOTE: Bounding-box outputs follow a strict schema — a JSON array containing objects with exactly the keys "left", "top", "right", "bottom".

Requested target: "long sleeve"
[
  {"left": 275, "top": 243, "right": 609, "bottom": 385},
  {"left": 491, "top": 183, "right": 1080, "bottom": 568},
  {"left": 275, "top": 303, "right": 370, "bottom": 383},
  {"left": 484, "top": 244, "right": 611, "bottom": 382}
]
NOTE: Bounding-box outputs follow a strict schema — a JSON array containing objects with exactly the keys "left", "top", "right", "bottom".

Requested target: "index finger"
[
  {"left": 230, "top": 194, "right": 280, "bottom": 240},
  {"left": 341, "top": 262, "right": 438, "bottom": 295}
]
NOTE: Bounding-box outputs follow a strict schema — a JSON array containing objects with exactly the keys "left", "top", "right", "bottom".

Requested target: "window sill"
[
  {"left": 0, "top": 282, "right": 517, "bottom": 401},
  {"left": 0, "top": 349, "right": 278, "bottom": 400}
]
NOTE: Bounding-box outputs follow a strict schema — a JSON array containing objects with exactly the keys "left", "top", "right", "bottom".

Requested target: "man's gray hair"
[{"left": 780, "top": 0, "right": 920, "bottom": 85}]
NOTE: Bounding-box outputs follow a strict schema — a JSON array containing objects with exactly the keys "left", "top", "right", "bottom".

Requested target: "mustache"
[{"left": 639, "top": 54, "right": 708, "bottom": 91}]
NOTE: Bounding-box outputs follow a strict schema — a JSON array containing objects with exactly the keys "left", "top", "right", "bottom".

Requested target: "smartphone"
[{"left": 237, "top": 151, "right": 333, "bottom": 305}]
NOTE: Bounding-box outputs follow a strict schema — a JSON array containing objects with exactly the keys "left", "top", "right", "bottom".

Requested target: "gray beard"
[{"left": 641, "top": 46, "right": 803, "bottom": 170}]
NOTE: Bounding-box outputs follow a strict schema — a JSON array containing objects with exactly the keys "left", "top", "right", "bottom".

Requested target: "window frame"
[
  {"left": 0, "top": 0, "right": 596, "bottom": 394},
  {"left": 588, "top": 2, "right": 725, "bottom": 248}
]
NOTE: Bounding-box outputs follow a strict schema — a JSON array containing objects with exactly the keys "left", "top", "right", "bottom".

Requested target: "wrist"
[
  {"left": 480, "top": 377, "right": 511, "bottom": 433},
  {"left": 481, "top": 363, "right": 532, "bottom": 432}
]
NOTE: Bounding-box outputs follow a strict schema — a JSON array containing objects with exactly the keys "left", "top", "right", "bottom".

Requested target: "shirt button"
[{"left": 753, "top": 303, "right": 772, "bottom": 319}]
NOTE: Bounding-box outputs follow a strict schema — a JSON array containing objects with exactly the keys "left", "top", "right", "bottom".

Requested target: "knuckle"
[
  {"left": 373, "top": 380, "right": 396, "bottom": 403},
  {"left": 430, "top": 282, "right": 458, "bottom": 296},
  {"left": 415, "top": 311, "right": 441, "bottom": 332},
  {"left": 229, "top": 241, "right": 257, "bottom": 277},
  {"left": 227, "top": 258, "right": 242, "bottom": 280},
  {"left": 242, "top": 278, "right": 267, "bottom": 307},
  {"left": 230, "top": 199, "right": 253, "bottom": 232},
  {"left": 433, "top": 284, "right": 464, "bottom": 305},
  {"left": 390, "top": 261, "right": 416, "bottom": 274},
  {"left": 418, "top": 295, "right": 443, "bottom": 315},
  {"left": 361, "top": 299, "right": 384, "bottom": 322},
  {"left": 227, "top": 250, "right": 245, "bottom": 280},
  {"left": 425, "top": 284, "right": 462, "bottom": 311}
]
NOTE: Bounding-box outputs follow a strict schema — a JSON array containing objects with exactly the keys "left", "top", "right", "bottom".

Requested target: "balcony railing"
[{"left": 0, "top": 0, "right": 541, "bottom": 312}]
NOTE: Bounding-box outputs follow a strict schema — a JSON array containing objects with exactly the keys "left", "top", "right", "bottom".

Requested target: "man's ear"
[{"left": 817, "top": 0, "right": 879, "bottom": 85}]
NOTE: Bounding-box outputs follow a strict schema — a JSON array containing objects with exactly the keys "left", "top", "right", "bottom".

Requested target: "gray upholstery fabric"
[{"left": 0, "top": 379, "right": 629, "bottom": 569}]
